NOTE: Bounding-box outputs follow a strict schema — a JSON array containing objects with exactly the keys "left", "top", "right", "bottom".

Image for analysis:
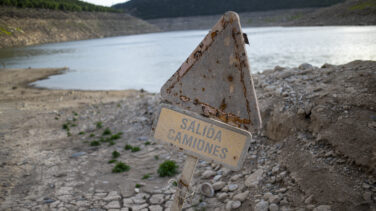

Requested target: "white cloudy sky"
[{"left": 82, "top": 0, "right": 129, "bottom": 7}]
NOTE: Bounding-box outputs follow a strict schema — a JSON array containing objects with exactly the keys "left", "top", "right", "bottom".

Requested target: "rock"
[
  {"left": 213, "top": 175, "right": 222, "bottom": 181},
  {"left": 71, "top": 152, "right": 86, "bottom": 158},
  {"left": 202, "top": 170, "right": 216, "bottom": 179},
  {"left": 254, "top": 200, "right": 269, "bottom": 211},
  {"left": 213, "top": 181, "right": 226, "bottom": 191},
  {"left": 149, "top": 205, "right": 163, "bottom": 211},
  {"left": 228, "top": 184, "right": 238, "bottom": 191},
  {"left": 200, "top": 183, "right": 214, "bottom": 197},
  {"left": 304, "top": 194, "right": 314, "bottom": 204},
  {"left": 225, "top": 200, "right": 241, "bottom": 210},
  {"left": 313, "top": 205, "right": 331, "bottom": 211},
  {"left": 362, "top": 192, "right": 372, "bottom": 202},
  {"left": 217, "top": 193, "right": 228, "bottom": 201},
  {"left": 105, "top": 201, "right": 121, "bottom": 209},
  {"left": 233, "top": 191, "right": 249, "bottom": 202},
  {"left": 230, "top": 174, "right": 242, "bottom": 181},
  {"left": 123, "top": 198, "right": 133, "bottom": 207},
  {"left": 245, "top": 169, "right": 264, "bottom": 188},
  {"left": 269, "top": 203, "right": 279, "bottom": 211},
  {"left": 132, "top": 193, "right": 150, "bottom": 204},
  {"left": 149, "top": 194, "right": 164, "bottom": 204},
  {"left": 131, "top": 204, "right": 148, "bottom": 211},
  {"left": 104, "top": 191, "right": 121, "bottom": 201},
  {"left": 299, "top": 63, "right": 313, "bottom": 70},
  {"left": 269, "top": 195, "right": 280, "bottom": 204}
]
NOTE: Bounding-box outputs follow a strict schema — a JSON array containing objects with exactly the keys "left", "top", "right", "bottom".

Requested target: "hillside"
[
  {"left": 289, "top": 0, "right": 376, "bottom": 25},
  {"left": 0, "top": 7, "right": 160, "bottom": 48},
  {"left": 0, "top": 0, "right": 118, "bottom": 12},
  {"left": 113, "top": 0, "right": 344, "bottom": 19}
]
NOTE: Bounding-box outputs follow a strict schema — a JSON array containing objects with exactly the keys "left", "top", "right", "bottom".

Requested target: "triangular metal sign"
[{"left": 161, "top": 11, "right": 262, "bottom": 131}]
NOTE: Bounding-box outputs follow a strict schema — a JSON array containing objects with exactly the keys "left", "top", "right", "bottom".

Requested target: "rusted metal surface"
[{"left": 160, "top": 11, "right": 262, "bottom": 131}]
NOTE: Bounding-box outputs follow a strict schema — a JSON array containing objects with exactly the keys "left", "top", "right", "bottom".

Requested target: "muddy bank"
[{"left": 0, "top": 61, "right": 375, "bottom": 210}]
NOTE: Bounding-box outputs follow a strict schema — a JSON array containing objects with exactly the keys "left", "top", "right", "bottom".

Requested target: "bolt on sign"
[{"left": 152, "top": 11, "right": 262, "bottom": 211}]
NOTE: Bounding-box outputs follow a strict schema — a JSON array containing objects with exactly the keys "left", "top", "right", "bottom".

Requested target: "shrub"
[
  {"left": 131, "top": 146, "right": 140, "bottom": 152},
  {"left": 135, "top": 184, "right": 142, "bottom": 188},
  {"left": 142, "top": 174, "right": 150, "bottom": 180},
  {"left": 90, "top": 140, "right": 100, "bottom": 146},
  {"left": 102, "top": 128, "right": 111, "bottom": 136},
  {"left": 124, "top": 144, "right": 132, "bottom": 150},
  {"left": 112, "top": 162, "right": 130, "bottom": 173},
  {"left": 158, "top": 160, "right": 179, "bottom": 177},
  {"left": 96, "top": 121, "right": 103, "bottom": 129},
  {"left": 108, "top": 159, "right": 116, "bottom": 164},
  {"left": 112, "top": 151, "right": 120, "bottom": 159}
]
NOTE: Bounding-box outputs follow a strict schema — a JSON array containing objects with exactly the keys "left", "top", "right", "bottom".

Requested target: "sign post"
[{"left": 152, "top": 11, "right": 262, "bottom": 210}]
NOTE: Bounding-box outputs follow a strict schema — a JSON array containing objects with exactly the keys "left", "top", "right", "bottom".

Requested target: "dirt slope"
[{"left": 0, "top": 7, "right": 160, "bottom": 48}]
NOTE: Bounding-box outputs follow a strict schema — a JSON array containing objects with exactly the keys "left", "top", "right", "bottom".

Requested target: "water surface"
[{"left": 0, "top": 26, "right": 375, "bottom": 92}]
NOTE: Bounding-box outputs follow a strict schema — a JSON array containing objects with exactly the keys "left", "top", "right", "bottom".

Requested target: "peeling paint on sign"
[{"left": 160, "top": 11, "right": 262, "bottom": 131}]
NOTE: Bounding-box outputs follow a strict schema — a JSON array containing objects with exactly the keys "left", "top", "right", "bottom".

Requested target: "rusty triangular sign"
[{"left": 161, "top": 11, "right": 262, "bottom": 131}]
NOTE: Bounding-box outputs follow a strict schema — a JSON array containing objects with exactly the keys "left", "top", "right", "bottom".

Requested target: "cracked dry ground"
[{"left": 0, "top": 60, "right": 376, "bottom": 211}]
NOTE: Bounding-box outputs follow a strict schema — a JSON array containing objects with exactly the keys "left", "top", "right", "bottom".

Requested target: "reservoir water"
[{"left": 0, "top": 26, "right": 375, "bottom": 92}]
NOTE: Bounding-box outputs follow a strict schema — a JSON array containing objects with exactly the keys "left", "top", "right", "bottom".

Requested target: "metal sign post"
[{"left": 152, "top": 11, "right": 262, "bottom": 211}]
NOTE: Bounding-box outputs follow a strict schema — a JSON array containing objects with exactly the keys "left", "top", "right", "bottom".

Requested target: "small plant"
[
  {"left": 71, "top": 123, "right": 77, "bottom": 127},
  {"left": 90, "top": 140, "right": 100, "bottom": 146},
  {"left": 67, "top": 132, "right": 72, "bottom": 137},
  {"left": 72, "top": 117, "right": 77, "bottom": 122},
  {"left": 154, "top": 155, "right": 159, "bottom": 160},
  {"left": 89, "top": 133, "right": 95, "bottom": 138},
  {"left": 96, "top": 121, "right": 103, "bottom": 129},
  {"left": 158, "top": 160, "right": 179, "bottom": 177},
  {"left": 145, "top": 141, "right": 151, "bottom": 145},
  {"left": 142, "top": 174, "right": 150, "bottom": 180},
  {"left": 73, "top": 111, "right": 78, "bottom": 116},
  {"left": 112, "top": 162, "right": 130, "bottom": 173},
  {"left": 117, "top": 104, "right": 121, "bottom": 108},
  {"left": 131, "top": 146, "right": 140, "bottom": 152},
  {"left": 109, "top": 140, "right": 115, "bottom": 146},
  {"left": 124, "top": 144, "right": 132, "bottom": 150},
  {"left": 102, "top": 128, "right": 111, "bottom": 136},
  {"left": 110, "top": 132, "right": 123, "bottom": 140},
  {"left": 62, "top": 123, "right": 69, "bottom": 130},
  {"left": 55, "top": 117, "right": 59, "bottom": 120},
  {"left": 108, "top": 159, "right": 117, "bottom": 164},
  {"left": 112, "top": 151, "right": 120, "bottom": 159},
  {"left": 135, "top": 184, "right": 142, "bottom": 188},
  {"left": 172, "top": 181, "right": 178, "bottom": 186},
  {"left": 79, "top": 131, "right": 85, "bottom": 135}
]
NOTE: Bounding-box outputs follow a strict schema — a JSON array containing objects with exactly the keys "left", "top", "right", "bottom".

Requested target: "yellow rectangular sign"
[{"left": 153, "top": 106, "right": 251, "bottom": 170}]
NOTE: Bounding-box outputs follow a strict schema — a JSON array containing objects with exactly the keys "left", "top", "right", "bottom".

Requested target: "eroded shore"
[{"left": 0, "top": 61, "right": 375, "bottom": 210}]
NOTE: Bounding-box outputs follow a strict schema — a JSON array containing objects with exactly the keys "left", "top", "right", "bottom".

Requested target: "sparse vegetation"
[
  {"left": 108, "top": 159, "right": 116, "bottom": 164},
  {"left": 90, "top": 140, "right": 100, "bottom": 146},
  {"left": 89, "top": 133, "right": 95, "bottom": 138},
  {"left": 78, "top": 131, "right": 85, "bottom": 135},
  {"left": 135, "top": 183, "right": 142, "bottom": 188},
  {"left": 144, "top": 141, "right": 151, "bottom": 145},
  {"left": 142, "top": 174, "right": 150, "bottom": 180},
  {"left": 131, "top": 146, "right": 140, "bottom": 152},
  {"left": 102, "top": 128, "right": 111, "bottom": 136},
  {"left": 96, "top": 121, "right": 102, "bottom": 129},
  {"left": 154, "top": 155, "right": 159, "bottom": 160},
  {"left": 112, "top": 150, "right": 120, "bottom": 159},
  {"left": 124, "top": 144, "right": 132, "bottom": 150},
  {"left": 112, "top": 162, "right": 130, "bottom": 173},
  {"left": 158, "top": 160, "right": 179, "bottom": 177}
]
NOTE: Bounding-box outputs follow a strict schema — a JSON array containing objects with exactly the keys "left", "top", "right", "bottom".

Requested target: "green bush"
[
  {"left": 96, "top": 121, "right": 103, "bottom": 129},
  {"left": 112, "top": 162, "right": 130, "bottom": 173},
  {"left": 131, "top": 146, "right": 140, "bottom": 152},
  {"left": 112, "top": 151, "right": 120, "bottom": 159},
  {"left": 142, "top": 174, "right": 150, "bottom": 180},
  {"left": 124, "top": 144, "right": 132, "bottom": 150},
  {"left": 102, "top": 128, "right": 111, "bottom": 136},
  {"left": 158, "top": 160, "right": 179, "bottom": 177},
  {"left": 90, "top": 140, "right": 100, "bottom": 146}
]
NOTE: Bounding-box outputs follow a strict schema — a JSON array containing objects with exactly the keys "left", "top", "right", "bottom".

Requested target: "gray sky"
[{"left": 82, "top": 0, "right": 129, "bottom": 7}]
